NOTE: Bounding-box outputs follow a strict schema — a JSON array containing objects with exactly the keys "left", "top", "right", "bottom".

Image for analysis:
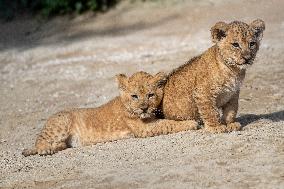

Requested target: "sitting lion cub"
[
  {"left": 23, "top": 71, "right": 197, "bottom": 156},
  {"left": 162, "top": 19, "right": 265, "bottom": 133}
]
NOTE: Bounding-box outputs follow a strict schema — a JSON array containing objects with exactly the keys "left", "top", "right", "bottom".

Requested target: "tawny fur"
[
  {"left": 162, "top": 19, "right": 265, "bottom": 133},
  {"left": 22, "top": 72, "right": 197, "bottom": 156}
]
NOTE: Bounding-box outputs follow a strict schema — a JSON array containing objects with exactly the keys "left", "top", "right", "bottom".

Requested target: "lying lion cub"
[
  {"left": 23, "top": 71, "right": 197, "bottom": 156},
  {"left": 163, "top": 19, "right": 265, "bottom": 133}
]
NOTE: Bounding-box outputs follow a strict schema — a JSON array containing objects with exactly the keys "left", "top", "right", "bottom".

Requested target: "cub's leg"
[
  {"left": 22, "top": 112, "right": 72, "bottom": 156},
  {"left": 193, "top": 88, "right": 227, "bottom": 133},
  {"left": 222, "top": 92, "right": 242, "bottom": 131},
  {"left": 133, "top": 119, "right": 198, "bottom": 138},
  {"left": 151, "top": 119, "right": 198, "bottom": 136}
]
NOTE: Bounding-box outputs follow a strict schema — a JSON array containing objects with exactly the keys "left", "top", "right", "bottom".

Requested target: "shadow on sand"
[
  {"left": 0, "top": 12, "right": 179, "bottom": 52},
  {"left": 237, "top": 110, "right": 284, "bottom": 127}
]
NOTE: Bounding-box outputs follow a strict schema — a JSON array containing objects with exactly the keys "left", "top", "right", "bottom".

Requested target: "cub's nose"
[
  {"left": 242, "top": 51, "right": 251, "bottom": 61},
  {"left": 141, "top": 106, "right": 148, "bottom": 113},
  {"left": 242, "top": 54, "right": 252, "bottom": 64}
]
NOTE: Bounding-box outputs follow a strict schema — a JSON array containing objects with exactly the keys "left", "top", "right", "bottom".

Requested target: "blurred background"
[{"left": 0, "top": 0, "right": 118, "bottom": 20}]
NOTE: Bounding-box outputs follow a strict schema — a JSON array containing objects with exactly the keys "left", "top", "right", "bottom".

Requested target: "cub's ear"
[
  {"left": 116, "top": 74, "right": 128, "bottom": 91},
  {"left": 250, "top": 19, "right": 265, "bottom": 41},
  {"left": 211, "top": 21, "right": 229, "bottom": 43},
  {"left": 153, "top": 72, "right": 168, "bottom": 88}
]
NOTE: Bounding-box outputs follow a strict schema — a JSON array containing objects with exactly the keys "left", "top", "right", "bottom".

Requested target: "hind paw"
[{"left": 22, "top": 149, "right": 36, "bottom": 157}]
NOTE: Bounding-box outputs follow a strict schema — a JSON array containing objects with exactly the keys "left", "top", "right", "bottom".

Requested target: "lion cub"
[
  {"left": 162, "top": 19, "right": 265, "bottom": 133},
  {"left": 23, "top": 72, "right": 197, "bottom": 156}
]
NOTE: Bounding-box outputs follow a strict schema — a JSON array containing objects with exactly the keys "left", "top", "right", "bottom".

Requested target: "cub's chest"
[{"left": 217, "top": 77, "right": 243, "bottom": 107}]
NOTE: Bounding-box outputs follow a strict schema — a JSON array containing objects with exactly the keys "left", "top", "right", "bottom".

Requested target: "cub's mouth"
[
  {"left": 134, "top": 108, "right": 154, "bottom": 119},
  {"left": 243, "top": 59, "right": 252, "bottom": 65},
  {"left": 234, "top": 58, "right": 253, "bottom": 68},
  {"left": 139, "top": 113, "right": 152, "bottom": 119}
]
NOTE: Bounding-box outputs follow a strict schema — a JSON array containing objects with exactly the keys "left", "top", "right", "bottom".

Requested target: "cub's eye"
[
  {"left": 148, "top": 93, "right": 155, "bottom": 98},
  {"left": 232, "top": 43, "right": 240, "bottom": 48},
  {"left": 249, "top": 42, "right": 256, "bottom": 48},
  {"left": 131, "top": 94, "right": 138, "bottom": 99}
]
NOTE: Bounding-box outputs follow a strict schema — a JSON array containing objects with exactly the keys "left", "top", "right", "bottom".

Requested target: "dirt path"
[{"left": 0, "top": 0, "right": 283, "bottom": 188}]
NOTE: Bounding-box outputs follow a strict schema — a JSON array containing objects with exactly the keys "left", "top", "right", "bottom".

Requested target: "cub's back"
[
  {"left": 162, "top": 56, "right": 202, "bottom": 120},
  {"left": 69, "top": 97, "right": 132, "bottom": 145},
  {"left": 162, "top": 46, "right": 219, "bottom": 120}
]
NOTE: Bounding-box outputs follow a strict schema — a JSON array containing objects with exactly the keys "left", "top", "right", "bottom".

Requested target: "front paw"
[
  {"left": 204, "top": 124, "right": 227, "bottom": 133},
  {"left": 38, "top": 148, "right": 56, "bottom": 156},
  {"left": 227, "top": 122, "right": 242, "bottom": 132},
  {"left": 183, "top": 120, "right": 198, "bottom": 130}
]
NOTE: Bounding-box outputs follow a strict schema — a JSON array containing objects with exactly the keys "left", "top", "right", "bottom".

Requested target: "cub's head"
[
  {"left": 211, "top": 19, "right": 265, "bottom": 69},
  {"left": 116, "top": 71, "right": 167, "bottom": 119}
]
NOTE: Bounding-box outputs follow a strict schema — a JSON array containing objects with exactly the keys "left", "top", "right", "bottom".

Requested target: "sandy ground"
[{"left": 0, "top": 0, "right": 284, "bottom": 188}]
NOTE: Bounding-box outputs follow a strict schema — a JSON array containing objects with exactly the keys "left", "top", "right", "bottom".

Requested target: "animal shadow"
[{"left": 237, "top": 110, "right": 284, "bottom": 127}]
